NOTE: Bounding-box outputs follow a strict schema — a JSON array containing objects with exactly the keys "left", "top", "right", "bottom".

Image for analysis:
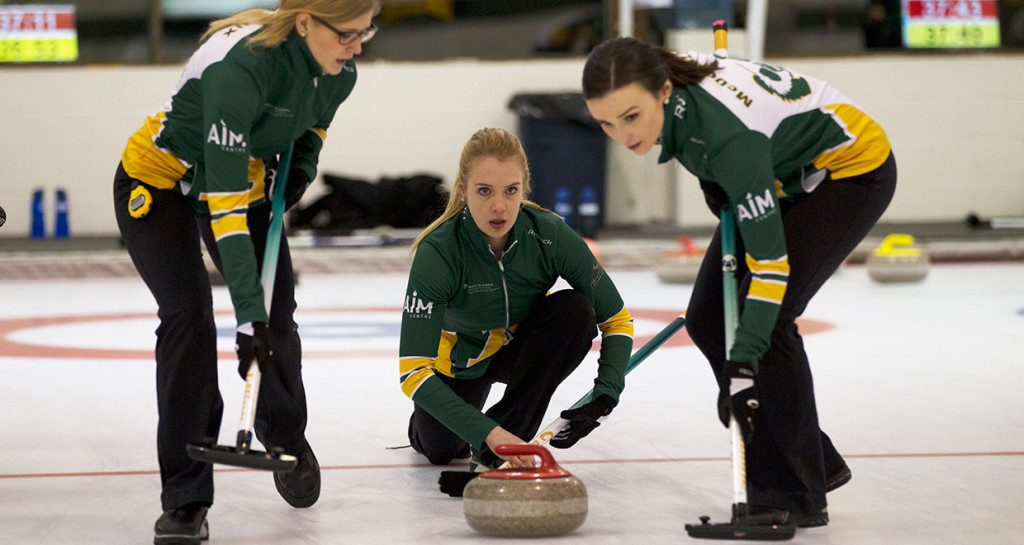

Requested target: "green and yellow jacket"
[
  {"left": 120, "top": 24, "right": 356, "bottom": 325},
  {"left": 399, "top": 205, "right": 634, "bottom": 448},
  {"left": 659, "top": 53, "right": 890, "bottom": 365}
]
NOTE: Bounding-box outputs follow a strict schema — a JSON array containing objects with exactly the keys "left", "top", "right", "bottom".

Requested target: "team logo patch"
[{"left": 752, "top": 63, "right": 811, "bottom": 102}]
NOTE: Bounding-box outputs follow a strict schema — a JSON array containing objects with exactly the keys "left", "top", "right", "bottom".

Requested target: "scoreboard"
[
  {"left": 0, "top": 5, "right": 78, "bottom": 63},
  {"left": 902, "top": 1, "right": 1001, "bottom": 48}
]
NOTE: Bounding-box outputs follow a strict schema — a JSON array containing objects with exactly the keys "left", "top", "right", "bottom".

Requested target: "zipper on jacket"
[{"left": 493, "top": 240, "right": 518, "bottom": 342}]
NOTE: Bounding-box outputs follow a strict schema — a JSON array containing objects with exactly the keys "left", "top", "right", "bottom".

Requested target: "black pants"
[
  {"left": 408, "top": 290, "right": 598, "bottom": 465},
  {"left": 686, "top": 153, "right": 897, "bottom": 514},
  {"left": 113, "top": 163, "right": 308, "bottom": 510}
]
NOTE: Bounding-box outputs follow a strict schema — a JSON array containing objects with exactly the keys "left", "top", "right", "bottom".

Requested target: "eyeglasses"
[{"left": 310, "top": 14, "right": 377, "bottom": 45}]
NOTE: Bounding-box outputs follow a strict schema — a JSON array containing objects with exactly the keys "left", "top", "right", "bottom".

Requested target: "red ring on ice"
[{"left": 0, "top": 308, "right": 833, "bottom": 360}]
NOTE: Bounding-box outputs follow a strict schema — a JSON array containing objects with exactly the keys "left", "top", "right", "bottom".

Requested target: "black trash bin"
[{"left": 508, "top": 92, "right": 606, "bottom": 238}]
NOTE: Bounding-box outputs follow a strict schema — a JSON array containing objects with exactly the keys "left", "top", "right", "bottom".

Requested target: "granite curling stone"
[
  {"left": 463, "top": 444, "right": 587, "bottom": 537},
  {"left": 866, "top": 233, "right": 930, "bottom": 283},
  {"left": 655, "top": 236, "right": 705, "bottom": 284}
]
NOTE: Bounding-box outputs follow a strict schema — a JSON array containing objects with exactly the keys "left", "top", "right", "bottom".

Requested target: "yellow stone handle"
[{"left": 875, "top": 233, "right": 922, "bottom": 257}]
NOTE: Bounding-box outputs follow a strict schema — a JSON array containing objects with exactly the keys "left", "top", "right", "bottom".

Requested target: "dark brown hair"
[{"left": 582, "top": 37, "right": 717, "bottom": 99}]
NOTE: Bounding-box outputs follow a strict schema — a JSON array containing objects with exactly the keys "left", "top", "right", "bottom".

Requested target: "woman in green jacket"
[
  {"left": 112, "top": 2, "right": 379, "bottom": 543},
  {"left": 399, "top": 128, "right": 635, "bottom": 471},
  {"left": 583, "top": 38, "right": 896, "bottom": 528}
]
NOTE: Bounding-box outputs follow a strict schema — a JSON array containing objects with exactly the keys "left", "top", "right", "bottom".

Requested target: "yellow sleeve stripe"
[
  {"left": 309, "top": 127, "right": 327, "bottom": 142},
  {"left": 211, "top": 214, "right": 249, "bottom": 241},
  {"left": 399, "top": 356, "right": 434, "bottom": 377},
  {"left": 746, "top": 254, "right": 790, "bottom": 277},
  {"left": 207, "top": 192, "right": 250, "bottom": 215},
  {"left": 813, "top": 104, "right": 891, "bottom": 180},
  {"left": 400, "top": 367, "right": 436, "bottom": 399},
  {"left": 748, "top": 278, "right": 786, "bottom": 305},
  {"left": 598, "top": 306, "right": 635, "bottom": 338},
  {"left": 746, "top": 254, "right": 788, "bottom": 305}
]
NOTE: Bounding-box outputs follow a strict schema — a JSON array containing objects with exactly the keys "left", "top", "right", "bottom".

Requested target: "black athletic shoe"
[
  {"left": 746, "top": 506, "right": 829, "bottom": 528},
  {"left": 826, "top": 464, "right": 852, "bottom": 492},
  {"left": 274, "top": 442, "right": 320, "bottom": 508},
  {"left": 154, "top": 502, "right": 209, "bottom": 545}
]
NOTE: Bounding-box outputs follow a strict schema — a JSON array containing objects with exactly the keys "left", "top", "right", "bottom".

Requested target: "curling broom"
[
  {"left": 186, "top": 145, "right": 299, "bottom": 473},
  {"left": 684, "top": 20, "right": 796, "bottom": 541}
]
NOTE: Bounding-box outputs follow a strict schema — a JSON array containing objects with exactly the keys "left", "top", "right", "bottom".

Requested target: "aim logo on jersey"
[
  {"left": 735, "top": 188, "right": 778, "bottom": 224},
  {"left": 207, "top": 119, "right": 247, "bottom": 153},
  {"left": 403, "top": 291, "right": 434, "bottom": 318}
]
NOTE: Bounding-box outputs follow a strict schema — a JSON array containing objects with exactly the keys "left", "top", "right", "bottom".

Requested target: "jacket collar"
[
  {"left": 281, "top": 31, "right": 325, "bottom": 78},
  {"left": 657, "top": 87, "right": 686, "bottom": 165},
  {"left": 459, "top": 206, "right": 524, "bottom": 259}
]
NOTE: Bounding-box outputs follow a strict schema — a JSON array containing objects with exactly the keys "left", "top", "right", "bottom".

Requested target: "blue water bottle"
[
  {"left": 55, "top": 188, "right": 69, "bottom": 239},
  {"left": 31, "top": 188, "right": 45, "bottom": 238},
  {"left": 553, "top": 187, "right": 573, "bottom": 229},
  {"left": 578, "top": 186, "right": 600, "bottom": 239}
]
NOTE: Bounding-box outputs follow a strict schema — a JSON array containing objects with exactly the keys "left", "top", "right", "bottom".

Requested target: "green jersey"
[
  {"left": 658, "top": 53, "right": 890, "bottom": 364},
  {"left": 399, "top": 205, "right": 634, "bottom": 448},
  {"left": 120, "top": 24, "right": 357, "bottom": 325}
]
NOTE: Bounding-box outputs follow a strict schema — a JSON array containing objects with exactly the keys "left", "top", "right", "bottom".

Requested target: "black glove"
[
  {"left": 235, "top": 322, "right": 272, "bottom": 379},
  {"left": 438, "top": 447, "right": 500, "bottom": 497},
  {"left": 699, "top": 179, "right": 728, "bottom": 218},
  {"left": 438, "top": 471, "right": 477, "bottom": 497},
  {"left": 549, "top": 394, "right": 616, "bottom": 449},
  {"left": 717, "top": 360, "right": 758, "bottom": 439},
  {"left": 267, "top": 165, "right": 311, "bottom": 212}
]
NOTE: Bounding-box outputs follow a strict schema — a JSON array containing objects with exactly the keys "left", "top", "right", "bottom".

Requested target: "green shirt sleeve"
[
  {"left": 552, "top": 220, "right": 633, "bottom": 402},
  {"left": 202, "top": 60, "right": 267, "bottom": 325},
  {"left": 399, "top": 240, "right": 499, "bottom": 449},
  {"left": 707, "top": 132, "right": 788, "bottom": 367}
]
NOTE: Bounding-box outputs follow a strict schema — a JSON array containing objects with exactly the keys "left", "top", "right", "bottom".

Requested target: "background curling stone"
[
  {"left": 463, "top": 444, "right": 587, "bottom": 537},
  {"left": 655, "top": 236, "right": 704, "bottom": 284},
  {"left": 866, "top": 233, "right": 930, "bottom": 283}
]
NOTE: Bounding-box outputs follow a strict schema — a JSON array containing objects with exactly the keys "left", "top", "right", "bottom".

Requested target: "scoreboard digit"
[
  {"left": 902, "top": 0, "right": 1001, "bottom": 48},
  {"left": 0, "top": 5, "right": 78, "bottom": 63}
]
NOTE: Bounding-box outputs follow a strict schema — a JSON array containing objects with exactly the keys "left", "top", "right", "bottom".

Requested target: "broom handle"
[
  {"left": 237, "top": 144, "right": 294, "bottom": 450},
  {"left": 497, "top": 313, "right": 688, "bottom": 469},
  {"left": 721, "top": 205, "right": 748, "bottom": 511},
  {"left": 712, "top": 18, "right": 751, "bottom": 515}
]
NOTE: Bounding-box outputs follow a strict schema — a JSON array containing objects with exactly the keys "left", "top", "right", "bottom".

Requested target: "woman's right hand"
[{"left": 484, "top": 426, "right": 536, "bottom": 468}]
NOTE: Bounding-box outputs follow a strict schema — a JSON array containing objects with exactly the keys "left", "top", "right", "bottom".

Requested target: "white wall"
[{"left": 1, "top": 54, "right": 1022, "bottom": 238}]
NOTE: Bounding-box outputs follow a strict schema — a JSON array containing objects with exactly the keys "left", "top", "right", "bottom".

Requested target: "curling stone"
[
  {"left": 463, "top": 444, "right": 587, "bottom": 537},
  {"left": 655, "top": 236, "right": 705, "bottom": 284},
  {"left": 866, "top": 233, "right": 930, "bottom": 283}
]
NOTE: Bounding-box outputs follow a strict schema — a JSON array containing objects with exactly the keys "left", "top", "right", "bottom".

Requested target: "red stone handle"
[
  {"left": 677, "top": 236, "right": 701, "bottom": 255},
  {"left": 483, "top": 444, "right": 571, "bottom": 480}
]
